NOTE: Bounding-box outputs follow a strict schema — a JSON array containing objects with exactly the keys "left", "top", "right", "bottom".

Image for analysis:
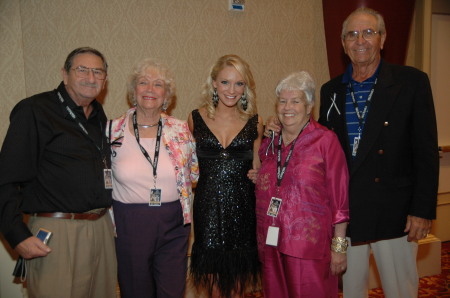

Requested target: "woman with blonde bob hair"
[
  {"left": 126, "top": 59, "right": 176, "bottom": 110},
  {"left": 108, "top": 58, "right": 199, "bottom": 297},
  {"left": 188, "top": 54, "right": 263, "bottom": 297}
]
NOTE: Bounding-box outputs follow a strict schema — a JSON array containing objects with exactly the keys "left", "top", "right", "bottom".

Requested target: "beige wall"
[
  {"left": 430, "top": 5, "right": 450, "bottom": 242},
  {"left": 408, "top": 0, "right": 450, "bottom": 242},
  {"left": 0, "top": 0, "right": 330, "bottom": 144},
  {"left": 0, "top": 1, "right": 27, "bottom": 144}
]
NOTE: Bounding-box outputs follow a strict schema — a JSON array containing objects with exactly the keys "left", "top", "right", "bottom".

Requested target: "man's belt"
[{"left": 34, "top": 208, "right": 107, "bottom": 220}]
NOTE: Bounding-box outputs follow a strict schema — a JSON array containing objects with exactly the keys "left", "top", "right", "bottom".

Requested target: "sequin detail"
[{"left": 190, "top": 109, "right": 260, "bottom": 297}]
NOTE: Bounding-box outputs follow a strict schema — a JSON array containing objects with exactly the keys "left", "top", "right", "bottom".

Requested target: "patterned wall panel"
[
  {"left": 1, "top": 0, "right": 329, "bottom": 145},
  {"left": 0, "top": 0, "right": 26, "bottom": 144}
]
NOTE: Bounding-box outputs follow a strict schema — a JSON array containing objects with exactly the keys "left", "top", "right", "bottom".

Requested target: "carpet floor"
[
  {"left": 117, "top": 241, "right": 450, "bottom": 297},
  {"left": 244, "top": 241, "right": 450, "bottom": 298}
]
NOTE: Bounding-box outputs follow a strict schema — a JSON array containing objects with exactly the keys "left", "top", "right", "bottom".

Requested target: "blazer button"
[
  {"left": 374, "top": 177, "right": 381, "bottom": 183},
  {"left": 378, "top": 149, "right": 384, "bottom": 155},
  {"left": 384, "top": 121, "right": 389, "bottom": 126}
]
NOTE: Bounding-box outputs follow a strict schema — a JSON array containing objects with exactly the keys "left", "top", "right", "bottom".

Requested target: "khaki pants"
[
  {"left": 27, "top": 213, "right": 117, "bottom": 298},
  {"left": 343, "top": 235, "right": 418, "bottom": 298}
]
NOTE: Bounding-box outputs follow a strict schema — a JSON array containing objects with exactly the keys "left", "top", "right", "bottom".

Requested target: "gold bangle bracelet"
[{"left": 331, "top": 237, "right": 348, "bottom": 254}]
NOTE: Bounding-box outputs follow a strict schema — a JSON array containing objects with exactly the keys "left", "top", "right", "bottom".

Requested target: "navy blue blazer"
[{"left": 319, "top": 60, "right": 439, "bottom": 243}]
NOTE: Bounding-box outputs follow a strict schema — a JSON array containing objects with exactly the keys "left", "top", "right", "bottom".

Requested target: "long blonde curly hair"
[{"left": 200, "top": 54, "right": 257, "bottom": 120}]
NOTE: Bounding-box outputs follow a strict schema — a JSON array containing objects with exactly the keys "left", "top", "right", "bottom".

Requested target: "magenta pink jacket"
[{"left": 255, "top": 118, "right": 349, "bottom": 260}]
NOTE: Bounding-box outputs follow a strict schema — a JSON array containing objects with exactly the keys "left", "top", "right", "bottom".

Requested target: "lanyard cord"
[
  {"left": 276, "top": 120, "right": 310, "bottom": 187},
  {"left": 132, "top": 111, "right": 162, "bottom": 178},
  {"left": 57, "top": 92, "right": 107, "bottom": 168},
  {"left": 348, "top": 78, "right": 377, "bottom": 134}
]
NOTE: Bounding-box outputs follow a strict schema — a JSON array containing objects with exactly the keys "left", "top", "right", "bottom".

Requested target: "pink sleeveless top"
[{"left": 112, "top": 114, "right": 178, "bottom": 204}]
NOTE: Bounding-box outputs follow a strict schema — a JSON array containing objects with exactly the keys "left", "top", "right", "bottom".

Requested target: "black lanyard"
[
  {"left": 57, "top": 92, "right": 107, "bottom": 168},
  {"left": 348, "top": 78, "right": 377, "bottom": 134},
  {"left": 132, "top": 111, "right": 162, "bottom": 178},
  {"left": 276, "top": 120, "right": 309, "bottom": 187}
]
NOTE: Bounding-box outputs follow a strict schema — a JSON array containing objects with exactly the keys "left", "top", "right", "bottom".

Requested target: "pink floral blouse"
[{"left": 107, "top": 108, "right": 199, "bottom": 224}]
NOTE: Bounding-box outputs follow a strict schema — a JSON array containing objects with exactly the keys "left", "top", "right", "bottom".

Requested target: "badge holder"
[
  {"left": 266, "top": 226, "right": 279, "bottom": 246},
  {"left": 104, "top": 169, "right": 113, "bottom": 189},
  {"left": 149, "top": 188, "right": 162, "bottom": 206},
  {"left": 266, "top": 197, "right": 282, "bottom": 247},
  {"left": 352, "top": 135, "right": 360, "bottom": 157}
]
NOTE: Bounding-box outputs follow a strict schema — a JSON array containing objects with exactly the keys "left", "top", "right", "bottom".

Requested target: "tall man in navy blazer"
[{"left": 319, "top": 7, "right": 439, "bottom": 298}]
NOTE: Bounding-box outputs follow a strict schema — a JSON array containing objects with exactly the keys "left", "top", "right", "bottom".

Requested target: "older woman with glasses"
[
  {"left": 255, "top": 71, "right": 349, "bottom": 298},
  {"left": 107, "top": 58, "right": 199, "bottom": 298}
]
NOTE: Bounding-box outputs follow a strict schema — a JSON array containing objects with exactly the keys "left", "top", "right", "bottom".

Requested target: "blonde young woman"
[{"left": 188, "top": 55, "right": 263, "bottom": 297}]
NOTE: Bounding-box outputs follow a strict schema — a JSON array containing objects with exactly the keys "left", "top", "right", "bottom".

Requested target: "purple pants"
[
  {"left": 262, "top": 245, "right": 338, "bottom": 298},
  {"left": 113, "top": 200, "right": 190, "bottom": 298}
]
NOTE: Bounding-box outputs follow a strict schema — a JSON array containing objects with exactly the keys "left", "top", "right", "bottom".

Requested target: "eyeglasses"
[
  {"left": 344, "top": 29, "right": 380, "bottom": 41},
  {"left": 72, "top": 66, "right": 107, "bottom": 80}
]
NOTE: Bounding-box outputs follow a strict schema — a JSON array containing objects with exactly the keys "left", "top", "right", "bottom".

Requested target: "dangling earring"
[
  {"left": 133, "top": 97, "right": 137, "bottom": 107},
  {"left": 162, "top": 101, "right": 168, "bottom": 112},
  {"left": 212, "top": 88, "right": 219, "bottom": 107},
  {"left": 240, "top": 93, "right": 248, "bottom": 111}
]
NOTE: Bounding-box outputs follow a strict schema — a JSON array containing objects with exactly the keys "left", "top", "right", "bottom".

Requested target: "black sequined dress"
[{"left": 190, "top": 109, "right": 260, "bottom": 297}]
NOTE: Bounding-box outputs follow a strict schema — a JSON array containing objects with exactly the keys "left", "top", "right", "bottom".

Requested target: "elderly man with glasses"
[
  {"left": 319, "top": 7, "right": 439, "bottom": 298},
  {"left": 0, "top": 47, "right": 117, "bottom": 298}
]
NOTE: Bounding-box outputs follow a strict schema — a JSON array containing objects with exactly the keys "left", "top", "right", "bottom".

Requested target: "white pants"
[{"left": 343, "top": 235, "right": 418, "bottom": 298}]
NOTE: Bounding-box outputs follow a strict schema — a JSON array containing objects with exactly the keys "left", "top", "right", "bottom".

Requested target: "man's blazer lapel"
[{"left": 350, "top": 63, "right": 401, "bottom": 176}]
